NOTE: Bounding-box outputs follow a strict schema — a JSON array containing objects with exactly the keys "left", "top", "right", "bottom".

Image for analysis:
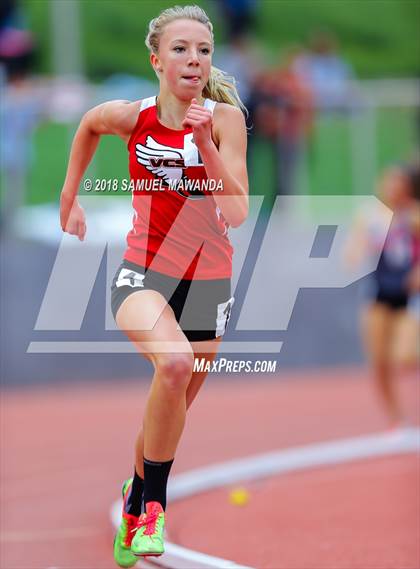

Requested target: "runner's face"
[
  {"left": 379, "top": 170, "right": 413, "bottom": 209},
  {"left": 155, "top": 19, "right": 212, "bottom": 100}
]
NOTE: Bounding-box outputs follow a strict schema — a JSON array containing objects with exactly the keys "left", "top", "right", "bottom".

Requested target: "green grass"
[
  {"left": 376, "top": 107, "right": 418, "bottom": 166},
  {"left": 24, "top": 106, "right": 417, "bottom": 207},
  {"left": 258, "top": 0, "right": 420, "bottom": 77},
  {"left": 309, "top": 114, "right": 353, "bottom": 195},
  {"left": 23, "top": 0, "right": 420, "bottom": 79},
  {"left": 28, "top": 123, "right": 73, "bottom": 204}
]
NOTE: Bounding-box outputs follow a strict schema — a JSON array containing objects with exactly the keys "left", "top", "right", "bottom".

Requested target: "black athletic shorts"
[
  {"left": 111, "top": 259, "right": 234, "bottom": 342},
  {"left": 375, "top": 290, "right": 408, "bottom": 310}
]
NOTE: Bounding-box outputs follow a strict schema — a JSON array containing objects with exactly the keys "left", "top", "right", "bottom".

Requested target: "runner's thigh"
[{"left": 115, "top": 289, "right": 193, "bottom": 366}]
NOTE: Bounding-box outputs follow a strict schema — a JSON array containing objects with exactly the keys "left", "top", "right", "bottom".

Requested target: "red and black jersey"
[{"left": 124, "top": 96, "right": 233, "bottom": 280}]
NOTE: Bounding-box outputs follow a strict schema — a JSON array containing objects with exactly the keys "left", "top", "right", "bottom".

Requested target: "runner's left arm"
[{"left": 183, "top": 100, "right": 248, "bottom": 228}]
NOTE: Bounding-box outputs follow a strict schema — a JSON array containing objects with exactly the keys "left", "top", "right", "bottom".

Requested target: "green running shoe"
[
  {"left": 131, "top": 501, "right": 165, "bottom": 557},
  {"left": 113, "top": 478, "right": 140, "bottom": 568}
]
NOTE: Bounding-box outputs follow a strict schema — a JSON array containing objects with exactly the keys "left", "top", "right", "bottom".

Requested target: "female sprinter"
[
  {"left": 59, "top": 5, "right": 248, "bottom": 565},
  {"left": 345, "top": 164, "right": 419, "bottom": 432}
]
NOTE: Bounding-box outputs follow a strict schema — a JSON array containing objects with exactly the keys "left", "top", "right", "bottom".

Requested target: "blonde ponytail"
[
  {"left": 145, "top": 5, "right": 247, "bottom": 114},
  {"left": 203, "top": 65, "right": 247, "bottom": 114}
]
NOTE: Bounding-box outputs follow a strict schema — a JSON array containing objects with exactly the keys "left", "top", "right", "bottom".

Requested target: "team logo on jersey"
[
  {"left": 149, "top": 158, "right": 186, "bottom": 168},
  {"left": 135, "top": 135, "right": 205, "bottom": 200}
]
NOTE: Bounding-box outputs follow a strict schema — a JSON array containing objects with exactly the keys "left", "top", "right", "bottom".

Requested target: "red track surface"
[
  {"left": 1, "top": 367, "right": 419, "bottom": 568},
  {"left": 169, "top": 455, "right": 419, "bottom": 568}
]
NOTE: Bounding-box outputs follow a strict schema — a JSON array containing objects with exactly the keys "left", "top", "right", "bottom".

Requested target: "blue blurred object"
[
  {"left": 216, "top": 0, "right": 259, "bottom": 40},
  {"left": 95, "top": 73, "right": 158, "bottom": 104}
]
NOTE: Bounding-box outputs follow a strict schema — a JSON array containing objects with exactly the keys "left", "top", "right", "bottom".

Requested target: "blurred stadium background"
[
  {"left": 1, "top": 1, "right": 419, "bottom": 568},
  {"left": 1, "top": 0, "right": 419, "bottom": 384}
]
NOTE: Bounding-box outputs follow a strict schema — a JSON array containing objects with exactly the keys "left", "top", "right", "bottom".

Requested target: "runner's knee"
[{"left": 155, "top": 352, "right": 194, "bottom": 392}]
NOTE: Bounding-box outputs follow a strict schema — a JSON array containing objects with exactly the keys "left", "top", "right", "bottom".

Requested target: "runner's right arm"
[{"left": 60, "top": 100, "right": 139, "bottom": 240}]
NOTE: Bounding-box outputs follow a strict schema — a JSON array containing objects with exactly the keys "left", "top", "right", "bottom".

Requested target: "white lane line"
[
  {"left": 110, "top": 427, "right": 420, "bottom": 568},
  {"left": 168, "top": 427, "right": 420, "bottom": 500},
  {"left": 27, "top": 341, "right": 283, "bottom": 354},
  {"left": 136, "top": 542, "right": 254, "bottom": 569}
]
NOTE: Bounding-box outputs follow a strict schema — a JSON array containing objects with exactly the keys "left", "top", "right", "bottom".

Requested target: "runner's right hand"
[{"left": 60, "top": 193, "right": 87, "bottom": 241}]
